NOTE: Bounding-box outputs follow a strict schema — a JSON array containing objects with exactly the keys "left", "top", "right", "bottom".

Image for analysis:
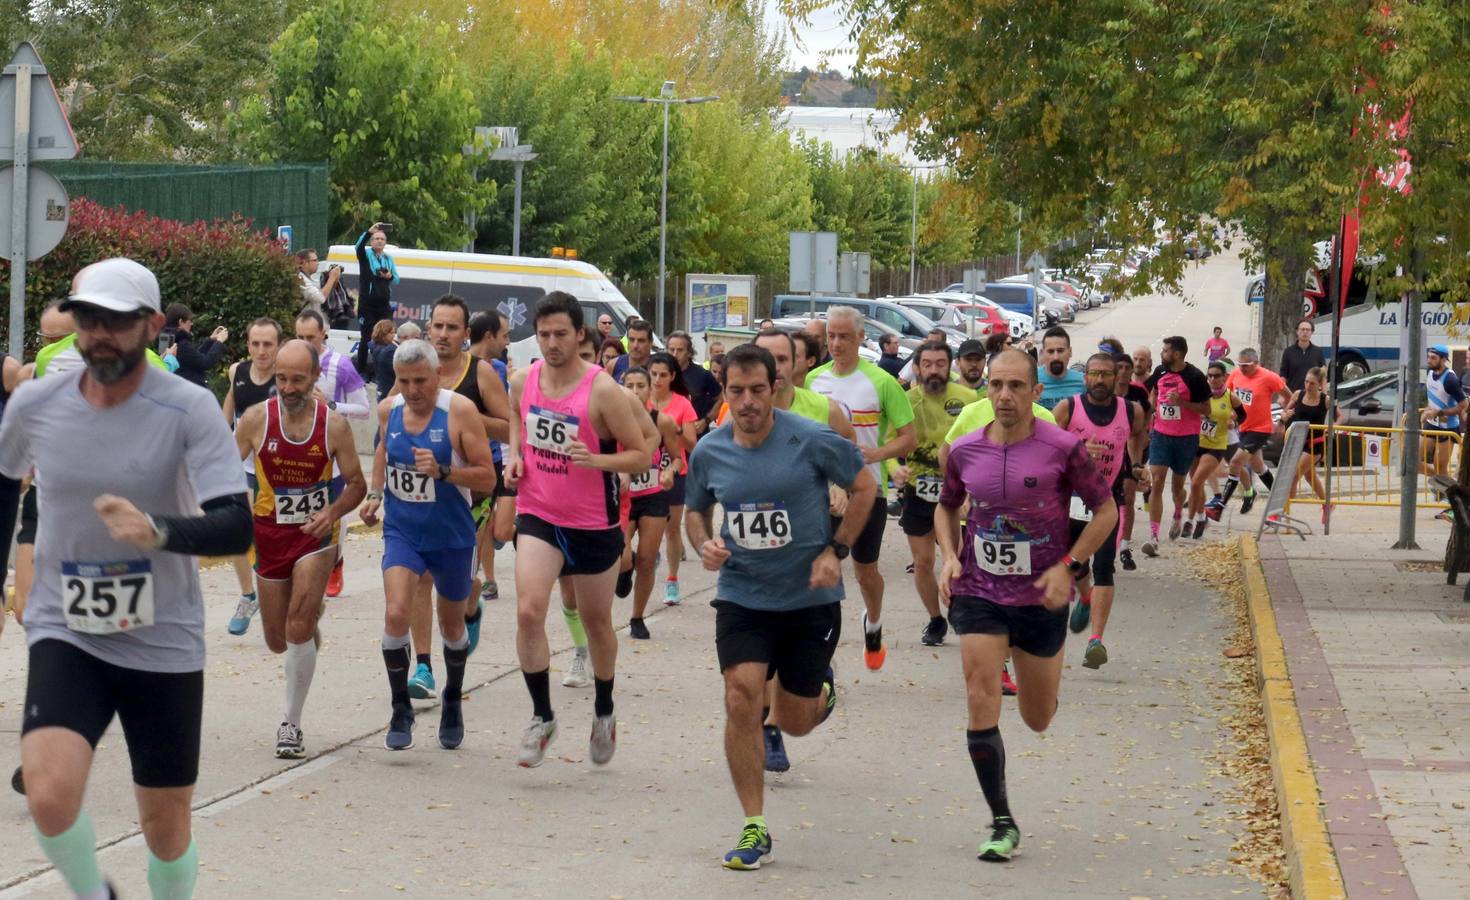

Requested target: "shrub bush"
[{"left": 1, "top": 198, "right": 301, "bottom": 378}]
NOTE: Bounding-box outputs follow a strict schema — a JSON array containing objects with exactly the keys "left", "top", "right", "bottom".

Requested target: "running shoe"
[
  {"left": 589, "top": 713, "right": 617, "bottom": 765},
  {"left": 822, "top": 665, "right": 837, "bottom": 721},
  {"left": 722, "top": 823, "right": 772, "bottom": 870},
  {"left": 978, "top": 817, "right": 1021, "bottom": 862},
  {"left": 862, "top": 613, "right": 886, "bottom": 671},
  {"left": 1068, "top": 594, "right": 1091, "bottom": 634},
  {"left": 920, "top": 616, "right": 948, "bottom": 646},
  {"left": 562, "top": 649, "right": 592, "bottom": 688},
  {"left": 407, "top": 662, "right": 437, "bottom": 699},
  {"left": 1000, "top": 665, "right": 1018, "bottom": 696},
  {"left": 326, "top": 558, "right": 344, "bottom": 598},
  {"left": 11, "top": 764, "right": 23, "bottom": 795},
  {"left": 385, "top": 703, "right": 414, "bottom": 751},
  {"left": 465, "top": 606, "right": 483, "bottom": 657},
  {"left": 517, "top": 716, "right": 557, "bottom": 768},
  {"left": 227, "top": 594, "right": 258, "bottom": 636},
  {"left": 480, "top": 581, "right": 499, "bottom": 603},
  {"left": 439, "top": 698, "right": 465, "bottom": 750},
  {"left": 275, "top": 722, "right": 306, "bottom": 759},
  {"left": 1140, "top": 538, "right": 1158, "bottom": 558},
  {"left": 629, "top": 617, "right": 650, "bottom": 640},
  {"left": 1205, "top": 495, "right": 1225, "bottom": 521},
  {"left": 664, "top": 578, "right": 681, "bottom": 605},
  {"left": 1083, "top": 637, "right": 1108, "bottom": 670},
  {"left": 1168, "top": 516, "right": 1183, "bottom": 541},
  {"left": 1119, "top": 549, "right": 1137, "bottom": 572},
  {"left": 615, "top": 568, "right": 633, "bottom": 599},
  {"left": 1240, "top": 488, "right": 1257, "bottom": 515},
  {"left": 764, "top": 725, "right": 790, "bottom": 773},
  {"left": 1192, "top": 519, "right": 1208, "bottom": 540}
]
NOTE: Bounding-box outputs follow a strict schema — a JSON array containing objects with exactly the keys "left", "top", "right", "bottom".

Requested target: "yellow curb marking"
[{"left": 1239, "top": 534, "right": 1347, "bottom": 900}]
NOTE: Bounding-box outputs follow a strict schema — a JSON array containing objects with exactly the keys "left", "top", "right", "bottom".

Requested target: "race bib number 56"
[
  {"left": 62, "top": 560, "right": 154, "bottom": 635},
  {"left": 526, "top": 407, "right": 578, "bottom": 456},
  {"left": 727, "top": 502, "right": 793, "bottom": 550}
]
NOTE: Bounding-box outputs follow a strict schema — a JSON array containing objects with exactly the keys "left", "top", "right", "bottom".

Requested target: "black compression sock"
[
  {"left": 524, "top": 669, "right": 554, "bottom": 721},
  {"left": 967, "top": 726, "right": 1011, "bottom": 820},
  {"left": 416, "top": 653, "right": 432, "bottom": 671},
  {"left": 443, "top": 644, "right": 468, "bottom": 703},
  {"left": 1221, "top": 476, "right": 1240, "bottom": 503},
  {"left": 464, "top": 605, "right": 482, "bottom": 625},
  {"left": 594, "top": 676, "right": 615, "bottom": 718},
  {"left": 1258, "top": 469, "right": 1275, "bottom": 489},
  {"left": 382, "top": 645, "right": 412, "bottom": 707}
]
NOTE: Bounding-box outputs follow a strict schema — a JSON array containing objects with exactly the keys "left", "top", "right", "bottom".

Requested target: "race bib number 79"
[
  {"left": 727, "top": 502, "right": 793, "bottom": 550},
  {"left": 62, "top": 560, "right": 155, "bottom": 635}
]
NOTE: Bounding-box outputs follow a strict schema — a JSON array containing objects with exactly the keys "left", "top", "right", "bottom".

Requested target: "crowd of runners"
[{"left": 1, "top": 256, "right": 1340, "bottom": 896}]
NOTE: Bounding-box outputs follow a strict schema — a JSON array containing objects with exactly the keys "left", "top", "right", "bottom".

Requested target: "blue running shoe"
[
  {"left": 465, "top": 606, "right": 483, "bottom": 657},
  {"left": 764, "top": 726, "right": 790, "bottom": 773},
  {"left": 664, "top": 578, "right": 681, "bottom": 605},
  {"left": 227, "top": 594, "right": 258, "bottom": 636},
  {"left": 722, "top": 823, "right": 772, "bottom": 870},
  {"left": 385, "top": 704, "right": 414, "bottom": 751},
  {"left": 407, "top": 663, "right": 437, "bottom": 700},
  {"left": 439, "top": 698, "right": 464, "bottom": 750}
]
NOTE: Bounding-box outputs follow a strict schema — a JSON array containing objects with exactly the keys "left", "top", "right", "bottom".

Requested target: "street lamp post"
[
  {"left": 466, "top": 126, "right": 538, "bottom": 256},
  {"left": 614, "top": 82, "right": 718, "bottom": 336}
]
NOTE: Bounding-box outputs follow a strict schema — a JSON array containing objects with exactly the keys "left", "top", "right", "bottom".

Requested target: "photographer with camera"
[
  {"left": 297, "top": 249, "right": 343, "bottom": 318},
  {"left": 162, "top": 303, "right": 229, "bottom": 388},
  {"left": 354, "top": 222, "right": 399, "bottom": 371}
]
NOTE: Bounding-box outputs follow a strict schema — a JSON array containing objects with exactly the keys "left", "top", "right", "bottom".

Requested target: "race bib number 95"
[
  {"left": 62, "top": 560, "right": 154, "bottom": 635},
  {"left": 727, "top": 502, "right": 793, "bottom": 550},
  {"left": 975, "top": 536, "right": 1031, "bottom": 576},
  {"left": 275, "top": 484, "right": 329, "bottom": 525},
  {"left": 387, "top": 464, "right": 435, "bottom": 503},
  {"left": 526, "top": 407, "right": 578, "bottom": 456}
]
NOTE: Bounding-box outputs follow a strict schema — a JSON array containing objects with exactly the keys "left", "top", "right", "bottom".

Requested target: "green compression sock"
[
  {"left": 147, "top": 839, "right": 198, "bottom": 900},
  {"left": 744, "top": 815, "right": 767, "bottom": 830},
  {"left": 562, "top": 606, "right": 588, "bottom": 649},
  {"left": 34, "top": 812, "right": 104, "bottom": 896}
]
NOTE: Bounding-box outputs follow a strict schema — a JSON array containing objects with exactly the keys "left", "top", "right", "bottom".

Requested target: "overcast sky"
[{"left": 766, "top": 1, "right": 858, "bottom": 73}]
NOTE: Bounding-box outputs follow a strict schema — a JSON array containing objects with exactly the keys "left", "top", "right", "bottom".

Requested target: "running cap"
[
  {"left": 957, "top": 339, "right": 986, "bottom": 358},
  {"left": 61, "top": 258, "right": 162, "bottom": 315},
  {"left": 1430, "top": 343, "right": 1450, "bottom": 358}
]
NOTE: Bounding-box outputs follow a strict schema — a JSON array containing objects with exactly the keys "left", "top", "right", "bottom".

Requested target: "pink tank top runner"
[
  {"left": 518, "top": 360, "right": 619, "bottom": 529},
  {"left": 1064, "top": 395, "right": 1130, "bottom": 486}
]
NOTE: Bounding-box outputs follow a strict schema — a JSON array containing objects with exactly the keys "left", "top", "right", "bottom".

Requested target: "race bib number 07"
[
  {"left": 387, "top": 464, "right": 435, "bottom": 502},
  {"left": 1201, "top": 418, "right": 1219, "bottom": 439},
  {"left": 727, "top": 502, "right": 793, "bottom": 550},
  {"left": 275, "top": 484, "right": 329, "bottom": 525},
  {"left": 62, "top": 560, "right": 154, "bottom": 635},
  {"left": 914, "top": 475, "right": 942, "bottom": 503},
  {"left": 975, "top": 536, "right": 1031, "bottom": 576},
  {"left": 526, "top": 406, "right": 578, "bottom": 456}
]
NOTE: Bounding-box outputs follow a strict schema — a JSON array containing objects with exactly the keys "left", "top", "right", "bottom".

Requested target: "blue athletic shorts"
[
  {"left": 1147, "top": 431, "right": 1199, "bottom": 476},
  {"left": 382, "top": 540, "right": 475, "bottom": 601}
]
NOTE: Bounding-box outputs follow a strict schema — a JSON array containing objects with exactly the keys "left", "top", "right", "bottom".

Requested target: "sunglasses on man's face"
[{"left": 72, "top": 307, "right": 149, "bottom": 332}]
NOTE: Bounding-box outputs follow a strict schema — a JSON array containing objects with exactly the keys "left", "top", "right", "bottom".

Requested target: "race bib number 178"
[{"left": 62, "top": 560, "right": 155, "bottom": 635}]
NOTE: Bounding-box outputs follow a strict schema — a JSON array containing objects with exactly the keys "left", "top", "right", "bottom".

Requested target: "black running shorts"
[
  {"left": 23, "top": 639, "right": 203, "bottom": 788},
  {"left": 713, "top": 600, "right": 841, "bottom": 698},
  {"left": 899, "top": 486, "right": 937, "bottom": 538},
  {"left": 629, "top": 491, "right": 670, "bottom": 522},
  {"left": 1068, "top": 516, "right": 1118, "bottom": 588},
  {"left": 851, "top": 495, "right": 888, "bottom": 565},
  {"left": 515, "top": 512, "right": 625, "bottom": 576},
  {"left": 948, "top": 595, "right": 1068, "bottom": 658}
]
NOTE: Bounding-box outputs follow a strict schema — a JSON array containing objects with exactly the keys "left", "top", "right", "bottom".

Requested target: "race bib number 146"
[{"left": 727, "top": 502, "right": 793, "bottom": 550}]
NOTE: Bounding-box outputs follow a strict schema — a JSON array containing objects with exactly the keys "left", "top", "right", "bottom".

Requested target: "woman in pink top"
[
  {"left": 1204, "top": 327, "right": 1230, "bottom": 363},
  {"left": 647, "top": 352, "right": 698, "bottom": 605}
]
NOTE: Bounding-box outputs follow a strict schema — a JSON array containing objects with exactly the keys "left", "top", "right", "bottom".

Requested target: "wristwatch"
[
  {"left": 437, "top": 463, "right": 451, "bottom": 480},
  {"left": 1062, "top": 554, "right": 1088, "bottom": 578},
  {"left": 328, "top": 400, "right": 338, "bottom": 410},
  {"left": 146, "top": 514, "right": 169, "bottom": 551},
  {"left": 829, "top": 540, "right": 850, "bottom": 560}
]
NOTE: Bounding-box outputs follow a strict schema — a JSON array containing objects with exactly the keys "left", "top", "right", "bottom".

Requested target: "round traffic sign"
[{"left": 0, "top": 165, "right": 70, "bottom": 261}]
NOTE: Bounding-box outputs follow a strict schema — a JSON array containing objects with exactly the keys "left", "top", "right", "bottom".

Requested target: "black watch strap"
[{"left": 829, "top": 540, "right": 850, "bottom": 560}]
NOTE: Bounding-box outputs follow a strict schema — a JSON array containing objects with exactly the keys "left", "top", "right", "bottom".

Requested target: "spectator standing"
[
  {"left": 297, "top": 249, "right": 342, "bottom": 316},
  {"left": 164, "top": 303, "right": 228, "bottom": 388},
  {"left": 1278, "top": 318, "right": 1326, "bottom": 393},
  {"left": 1204, "top": 326, "right": 1230, "bottom": 363},
  {"left": 666, "top": 331, "right": 721, "bottom": 433},
  {"left": 354, "top": 223, "right": 399, "bottom": 372},
  {"left": 368, "top": 319, "right": 399, "bottom": 397},
  {"left": 877, "top": 334, "right": 906, "bottom": 380}
]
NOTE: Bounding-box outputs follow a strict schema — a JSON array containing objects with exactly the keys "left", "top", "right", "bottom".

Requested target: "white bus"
[
  {"left": 323, "top": 245, "right": 646, "bottom": 367},
  {"left": 1309, "top": 288, "right": 1465, "bottom": 382}
]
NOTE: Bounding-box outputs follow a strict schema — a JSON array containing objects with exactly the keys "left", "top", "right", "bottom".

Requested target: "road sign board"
[
  {"left": 0, "top": 166, "right": 68, "bottom": 260},
  {"left": 277, "top": 225, "right": 293, "bottom": 252},
  {"left": 789, "top": 231, "right": 838, "bottom": 294},
  {"left": 0, "top": 43, "right": 78, "bottom": 161}
]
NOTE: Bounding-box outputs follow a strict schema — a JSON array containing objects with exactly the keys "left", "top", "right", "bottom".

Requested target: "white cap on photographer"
[{"left": 61, "top": 258, "right": 162, "bottom": 314}]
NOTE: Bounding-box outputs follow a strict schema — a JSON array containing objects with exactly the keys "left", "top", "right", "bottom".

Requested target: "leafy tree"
[{"left": 233, "top": 0, "right": 493, "bottom": 249}]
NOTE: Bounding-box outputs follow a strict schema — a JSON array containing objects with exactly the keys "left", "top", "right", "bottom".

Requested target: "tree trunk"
[{"left": 1260, "top": 244, "right": 1310, "bottom": 375}]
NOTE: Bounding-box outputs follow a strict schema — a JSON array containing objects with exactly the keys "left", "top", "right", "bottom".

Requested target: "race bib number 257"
[{"left": 62, "top": 560, "right": 154, "bottom": 635}]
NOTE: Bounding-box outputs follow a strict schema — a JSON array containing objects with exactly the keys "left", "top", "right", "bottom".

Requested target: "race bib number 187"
[
  {"left": 387, "top": 464, "right": 435, "bottom": 503},
  {"left": 62, "top": 560, "right": 155, "bottom": 635},
  {"left": 727, "top": 502, "right": 793, "bottom": 550}
]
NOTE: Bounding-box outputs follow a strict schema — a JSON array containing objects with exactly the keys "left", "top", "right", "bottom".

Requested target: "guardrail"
[{"left": 1284, "top": 424, "right": 1457, "bottom": 512}]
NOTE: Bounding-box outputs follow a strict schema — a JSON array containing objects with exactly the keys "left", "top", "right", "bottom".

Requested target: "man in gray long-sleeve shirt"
[{"left": 1279, "top": 318, "right": 1326, "bottom": 393}]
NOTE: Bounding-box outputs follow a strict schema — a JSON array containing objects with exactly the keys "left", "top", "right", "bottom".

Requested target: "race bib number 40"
[
  {"left": 387, "top": 464, "right": 435, "bottom": 503},
  {"left": 275, "top": 484, "right": 329, "bottom": 525},
  {"left": 975, "top": 536, "right": 1032, "bottom": 576},
  {"left": 62, "top": 560, "right": 154, "bottom": 635},
  {"left": 914, "top": 475, "right": 942, "bottom": 503},
  {"left": 727, "top": 502, "right": 793, "bottom": 550},
  {"left": 630, "top": 467, "right": 659, "bottom": 493},
  {"left": 526, "top": 407, "right": 578, "bottom": 456}
]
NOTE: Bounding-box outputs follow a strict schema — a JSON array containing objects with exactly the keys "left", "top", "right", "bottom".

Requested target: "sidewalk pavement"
[
  {"left": 0, "top": 514, "right": 1264, "bottom": 898},
  {"left": 1250, "top": 502, "right": 1470, "bottom": 899}
]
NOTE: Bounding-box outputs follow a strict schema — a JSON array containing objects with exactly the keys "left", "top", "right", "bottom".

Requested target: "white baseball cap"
[{"left": 61, "top": 258, "right": 162, "bottom": 314}]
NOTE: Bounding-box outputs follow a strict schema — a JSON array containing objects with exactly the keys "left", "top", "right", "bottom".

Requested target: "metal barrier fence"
[{"left": 1283, "top": 424, "right": 1458, "bottom": 512}]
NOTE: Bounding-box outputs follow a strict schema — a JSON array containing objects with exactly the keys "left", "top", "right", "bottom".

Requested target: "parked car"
[
  {"left": 998, "top": 277, "right": 1077, "bottom": 322},
  {"left": 919, "top": 291, "right": 1034, "bottom": 337},
  {"left": 770, "top": 295, "right": 962, "bottom": 351},
  {"left": 981, "top": 282, "right": 1061, "bottom": 328},
  {"left": 1262, "top": 370, "right": 1424, "bottom": 464},
  {"left": 768, "top": 314, "right": 890, "bottom": 361}
]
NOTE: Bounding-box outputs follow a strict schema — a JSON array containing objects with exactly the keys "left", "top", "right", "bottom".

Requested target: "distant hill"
[{"left": 780, "top": 68, "right": 880, "bottom": 107}]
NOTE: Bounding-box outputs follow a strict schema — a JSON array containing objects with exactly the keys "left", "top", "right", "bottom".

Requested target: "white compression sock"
[{"left": 284, "top": 639, "right": 319, "bottom": 727}]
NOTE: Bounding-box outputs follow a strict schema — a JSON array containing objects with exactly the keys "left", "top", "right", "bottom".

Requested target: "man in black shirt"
[
  {"left": 666, "top": 331, "right": 721, "bottom": 433},
  {"left": 354, "top": 223, "right": 398, "bottom": 372},
  {"left": 876, "top": 334, "right": 905, "bottom": 380},
  {"left": 1279, "top": 318, "right": 1326, "bottom": 393},
  {"left": 163, "top": 303, "right": 228, "bottom": 388}
]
